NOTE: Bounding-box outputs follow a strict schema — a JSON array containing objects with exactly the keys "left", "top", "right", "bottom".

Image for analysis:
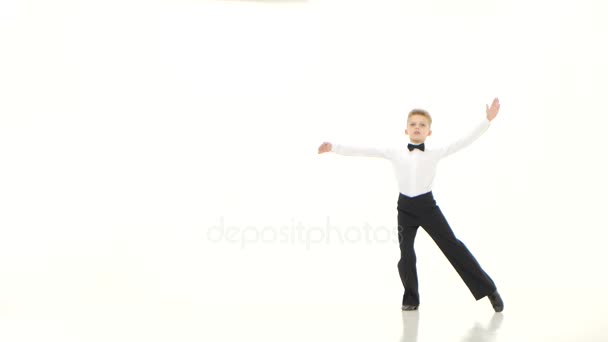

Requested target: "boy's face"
[{"left": 405, "top": 114, "right": 432, "bottom": 144}]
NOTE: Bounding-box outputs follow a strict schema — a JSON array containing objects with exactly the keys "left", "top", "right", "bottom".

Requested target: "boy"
[{"left": 317, "top": 98, "right": 504, "bottom": 312}]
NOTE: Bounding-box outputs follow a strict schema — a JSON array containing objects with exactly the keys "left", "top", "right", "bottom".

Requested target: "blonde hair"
[{"left": 407, "top": 109, "right": 432, "bottom": 125}]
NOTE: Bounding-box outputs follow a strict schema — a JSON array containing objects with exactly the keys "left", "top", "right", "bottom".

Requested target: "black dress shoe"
[
  {"left": 401, "top": 304, "right": 419, "bottom": 311},
  {"left": 488, "top": 290, "right": 504, "bottom": 312}
]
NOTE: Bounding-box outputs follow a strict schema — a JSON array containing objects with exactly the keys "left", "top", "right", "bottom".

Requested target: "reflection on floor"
[{"left": 400, "top": 311, "right": 503, "bottom": 342}]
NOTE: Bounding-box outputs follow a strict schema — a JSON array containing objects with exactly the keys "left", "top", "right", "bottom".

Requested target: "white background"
[{"left": 1, "top": 0, "right": 607, "bottom": 341}]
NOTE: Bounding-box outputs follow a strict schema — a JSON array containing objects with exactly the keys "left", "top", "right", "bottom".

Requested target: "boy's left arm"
[{"left": 439, "top": 98, "right": 500, "bottom": 158}]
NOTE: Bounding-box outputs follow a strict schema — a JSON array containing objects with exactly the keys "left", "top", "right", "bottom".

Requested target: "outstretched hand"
[
  {"left": 486, "top": 98, "right": 500, "bottom": 121},
  {"left": 318, "top": 142, "right": 332, "bottom": 154}
]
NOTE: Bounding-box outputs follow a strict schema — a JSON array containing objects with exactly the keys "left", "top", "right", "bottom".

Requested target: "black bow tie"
[{"left": 407, "top": 143, "right": 425, "bottom": 152}]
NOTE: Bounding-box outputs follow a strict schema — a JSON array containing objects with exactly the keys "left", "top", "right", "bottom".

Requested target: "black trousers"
[{"left": 397, "top": 191, "right": 497, "bottom": 305}]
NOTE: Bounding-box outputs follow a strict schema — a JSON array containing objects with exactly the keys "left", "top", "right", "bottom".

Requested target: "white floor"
[{"left": 1, "top": 287, "right": 606, "bottom": 341}]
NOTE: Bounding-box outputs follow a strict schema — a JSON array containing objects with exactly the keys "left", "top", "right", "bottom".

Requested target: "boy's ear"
[
  {"left": 428, "top": 130, "right": 432, "bottom": 136},
  {"left": 404, "top": 129, "right": 409, "bottom": 136}
]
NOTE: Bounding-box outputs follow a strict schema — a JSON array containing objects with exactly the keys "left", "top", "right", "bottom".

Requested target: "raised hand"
[
  {"left": 318, "top": 142, "right": 332, "bottom": 154},
  {"left": 486, "top": 98, "right": 500, "bottom": 121}
]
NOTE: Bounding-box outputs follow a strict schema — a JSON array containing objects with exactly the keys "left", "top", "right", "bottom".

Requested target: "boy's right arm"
[{"left": 317, "top": 142, "right": 393, "bottom": 159}]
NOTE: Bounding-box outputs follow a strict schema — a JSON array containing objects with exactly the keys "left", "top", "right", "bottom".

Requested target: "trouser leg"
[
  {"left": 397, "top": 209, "right": 421, "bottom": 305},
  {"left": 421, "top": 207, "right": 497, "bottom": 300}
]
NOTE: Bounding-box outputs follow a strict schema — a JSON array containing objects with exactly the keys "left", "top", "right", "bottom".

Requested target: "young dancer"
[{"left": 317, "top": 98, "right": 504, "bottom": 312}]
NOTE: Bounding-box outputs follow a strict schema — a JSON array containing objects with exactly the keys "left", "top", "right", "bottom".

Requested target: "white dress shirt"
[{"left": 330, "top": 119, "right": 491, "bottom": 197}]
